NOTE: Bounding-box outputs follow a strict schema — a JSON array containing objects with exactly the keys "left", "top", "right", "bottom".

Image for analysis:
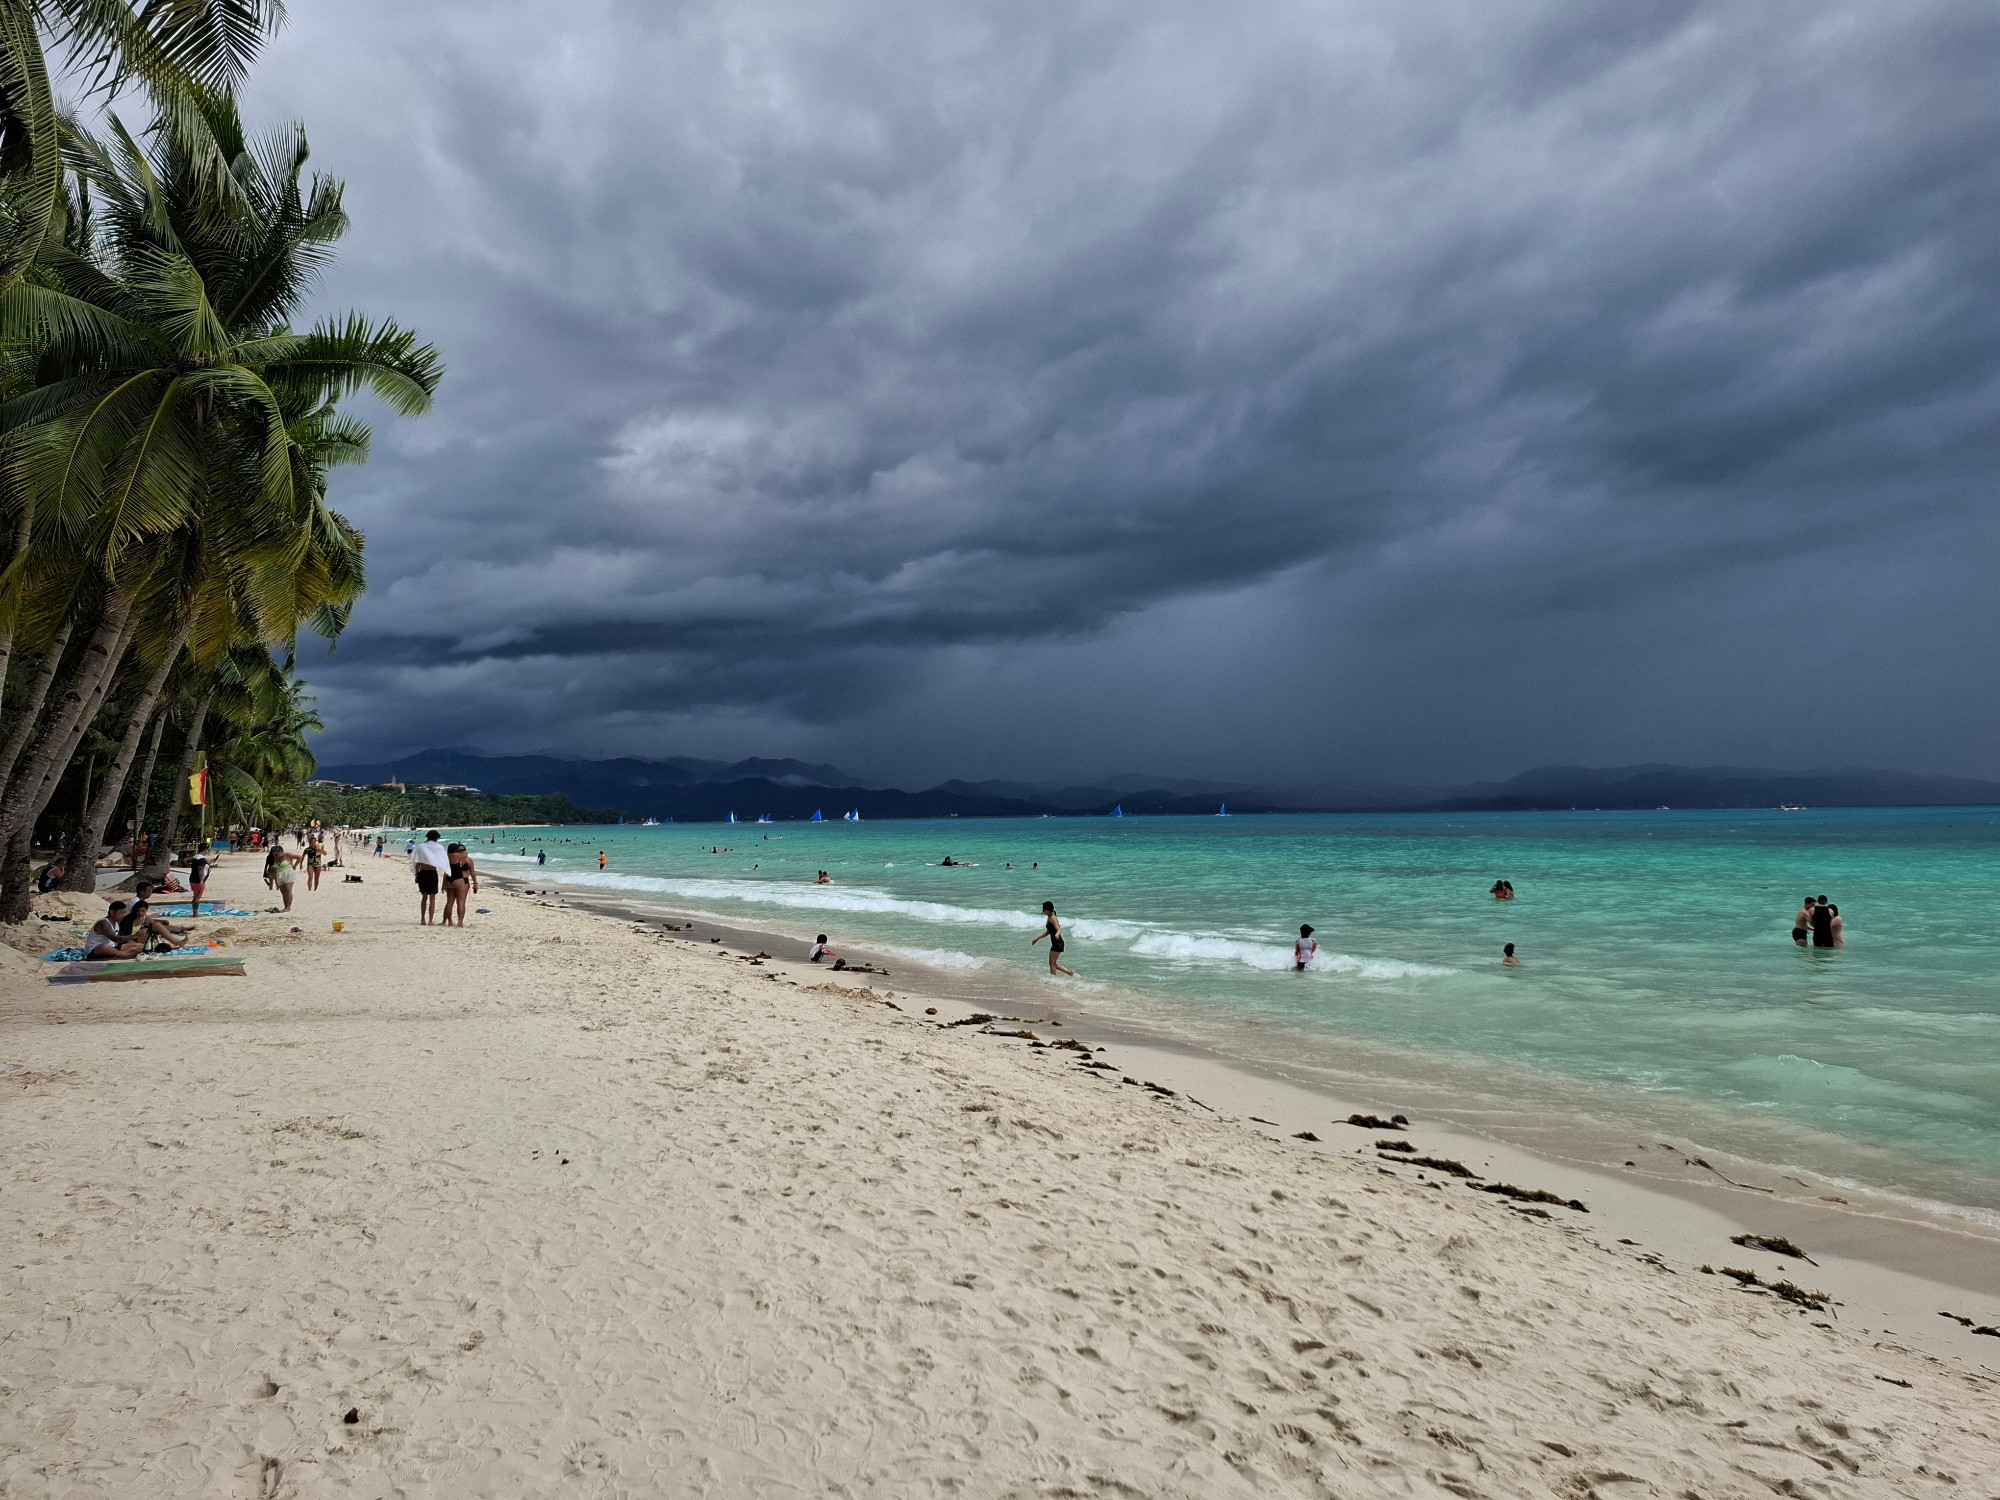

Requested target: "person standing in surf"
[
  {"left": 1033, "top": 901, "right": 1076, "bottom": 977},
  {"left": 1294, "top": 924, "right": 1317, "bottom": 971}
]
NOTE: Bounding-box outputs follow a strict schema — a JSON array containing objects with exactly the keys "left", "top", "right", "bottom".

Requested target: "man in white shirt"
[{"left": 410, "top": 830, "right": 451, "bottom": 925}]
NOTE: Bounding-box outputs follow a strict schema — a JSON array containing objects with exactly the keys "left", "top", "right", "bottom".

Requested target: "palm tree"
[
  {"left": 0, "top": 93, "right": 438, "bottom": 912},
  {"left": 0, "top": 0, "right": 285, "bottom": 291}
]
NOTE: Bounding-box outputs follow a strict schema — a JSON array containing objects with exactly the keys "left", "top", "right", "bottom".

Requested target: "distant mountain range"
[{"left": 315, "top": 750, "right": 1999, "bottom": 823}]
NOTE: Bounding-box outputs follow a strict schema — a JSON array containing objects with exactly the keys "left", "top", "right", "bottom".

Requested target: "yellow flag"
[{"left": 188, "top": 768, "right": 208, "bottom": 805}]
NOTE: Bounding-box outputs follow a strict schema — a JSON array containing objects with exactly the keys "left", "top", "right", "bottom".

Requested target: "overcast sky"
[{"left": 239, "top": 0, "right": 1996, "bottom": 786}]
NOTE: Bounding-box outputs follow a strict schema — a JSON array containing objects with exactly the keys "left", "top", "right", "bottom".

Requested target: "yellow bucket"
[{"left": 331, "top": 920, "right": 345, "bottom": 933}]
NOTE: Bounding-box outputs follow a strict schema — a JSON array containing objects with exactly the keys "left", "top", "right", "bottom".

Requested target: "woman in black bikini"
[
  {"left": 1809, "top": 896, "right": 1834, "bottom": 949},
  {"left": 1032, "top": 901, "right": 1076, "bottom": 977},
  {"left": 442, "top": 843, "right": 479, "bottom": 927}
]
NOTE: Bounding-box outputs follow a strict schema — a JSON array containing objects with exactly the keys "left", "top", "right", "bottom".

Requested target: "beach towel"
[
  {"left": 146, "top": 905, "right": 258, "bottom": 918},
  {"left": 47, "top": 955, "right": 245, "bottom": 984}
]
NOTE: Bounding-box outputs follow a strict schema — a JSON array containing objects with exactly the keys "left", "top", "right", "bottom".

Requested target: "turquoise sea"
[{"left": 458, "top": 808, "right": 2000, "bottom": 1224}]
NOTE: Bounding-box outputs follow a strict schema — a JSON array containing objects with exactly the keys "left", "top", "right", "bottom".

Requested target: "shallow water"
[{"left": 460, "top": 808, "right": 2000, "bottom": 1222}]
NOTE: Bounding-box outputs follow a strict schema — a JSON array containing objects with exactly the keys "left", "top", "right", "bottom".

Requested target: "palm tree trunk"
[
  {"left": 0, "top": 593, "right": 136, "bottom": 918},
  {"left": 0, "top": 616, "right": 73, "bottom": 796},
  {"left": 58, "top": 614, "right": 191, "bottom": 892},
  {"left": 0, "top": 497, "right": 33, "bottom": 698},
  {"left": 126, "top": 705, "right": 168, "bottom": 863},
  {"left": 8, "top": 599, "right": 136, "bottom": 829},
  {"left": 147, "top": 682, "right": 215, "bottom": 875}
]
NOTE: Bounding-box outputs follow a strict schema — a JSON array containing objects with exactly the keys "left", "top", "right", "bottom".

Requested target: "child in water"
[{"left": 1294, "top": 924, "right": 1317, "bottom": 971}]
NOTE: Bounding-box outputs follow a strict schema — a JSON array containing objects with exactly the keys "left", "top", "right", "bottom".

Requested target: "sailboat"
[
  {"left": 726, "top": 811, "right": 738, "bottom": 823},
  {"left": 1216, "top": 803, "right": 1229, "bottom": 816},
  {"left": 756, "top": 813, "right": 773, "bottom": 823},
  {"left": 810, "top": 809, "right": 823, "bottom": 821},
  {"left": 1111, "top": 805, "right": 1123, "bottom": 817},
  {"left": 843, "top": 808, "right": 862, "bottom": 821}
]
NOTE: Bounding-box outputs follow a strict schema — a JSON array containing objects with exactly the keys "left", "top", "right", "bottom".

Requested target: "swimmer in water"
[{"left": 1502, "top": 943, "right": 1521, "bottom": 965}]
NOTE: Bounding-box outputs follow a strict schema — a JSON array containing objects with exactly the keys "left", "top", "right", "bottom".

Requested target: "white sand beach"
[{"left": 4, "top": 854, "right": 1996, "bottom": 1497}]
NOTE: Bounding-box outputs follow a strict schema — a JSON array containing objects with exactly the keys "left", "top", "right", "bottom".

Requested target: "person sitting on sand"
[
  {"left": 1032, "top": 901, "right": 1076, "bottom": 977},
  {"left": 1503, "top": 942, "right": 1521, "bottom": 965},
  {"left": 1792, "top": 895, "right": 1814, "bottom": 946},
  {"left": 1294, "top": 924, "right": 1317, "bottom": 971},
  {"left": 124, "top": 887, "right": 191, "bottom": 939},
  {"left": 117, "top": 900, "right": 187, "bottom": 952},
  {"left": 84, "top": 904, "right": 148, "bottom": 961},
  {"left": 809, "top": 935, "right": 835, "bottom": 962}
]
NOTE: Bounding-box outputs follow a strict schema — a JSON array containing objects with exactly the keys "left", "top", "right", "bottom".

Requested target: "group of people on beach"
[{"left": 81, "top": 876, "right": 199, "bottom": 961}]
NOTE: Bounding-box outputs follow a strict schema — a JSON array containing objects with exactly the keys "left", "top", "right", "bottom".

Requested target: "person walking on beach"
[
  {"left": 442, "top": 842, "right": 478, "bottom": 926},
  {"left": 411, "top": 829, "right": 450, "bottom": 925},
  {"left": 186, "top": 845, "right": 211, "bottom": 918},
  {"left": 304, "top": 840, "right": 324, "bottom": 893},
  {"left": 1792, "top": 895, "right": 1815, "bottom": 946},
  {"left": 1294, "top": 924, "right": 1317, "bottom": 971},
  {"left": 271, "top": 850, "right": 299, "bottom": 912},
  {"left": 1032, "top": 901, "right": 1076, "bottom": 977},
  {"left": 1809, "top": 896, "right": 1835, "bottom": 949}
]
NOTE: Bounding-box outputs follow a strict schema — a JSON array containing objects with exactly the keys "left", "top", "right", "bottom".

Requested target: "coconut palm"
[
  {"left": 0, "top": 91, "right": 437, "bottom": 911},
  {"left": 0, "top": 0, "right": 285, "bottom": 290}
]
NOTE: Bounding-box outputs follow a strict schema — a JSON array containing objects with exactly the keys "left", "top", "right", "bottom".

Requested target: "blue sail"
[
  {"left": 811, "top": 809, "right": 823, "bottom": 821},
  {"left": 1111, "top": 805, "right": 1123, "bottom": 816},
  {"left": 726, "top": 811, "right": 738, "bottom": 823},
  {"left": 1217, "top": 803, "right": 1228, "bottom": 816}
]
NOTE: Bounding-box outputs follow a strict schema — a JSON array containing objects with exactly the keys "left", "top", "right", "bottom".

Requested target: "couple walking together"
[{"left": 411, "top": 830, "right": 480, "bottom": 925}]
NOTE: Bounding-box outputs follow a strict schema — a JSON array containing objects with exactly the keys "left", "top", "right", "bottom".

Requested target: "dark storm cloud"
[{"left": 246, "top": 0, "right": 1996, "bottom": 779}]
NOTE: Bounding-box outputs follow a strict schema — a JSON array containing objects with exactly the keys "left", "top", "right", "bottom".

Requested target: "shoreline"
[
  {"left": 6, "top": 849, "right": 1997, "bottom": 1492},
  {"left": 492, "top": 867, "right": 2000, "bottom": 1365}
]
